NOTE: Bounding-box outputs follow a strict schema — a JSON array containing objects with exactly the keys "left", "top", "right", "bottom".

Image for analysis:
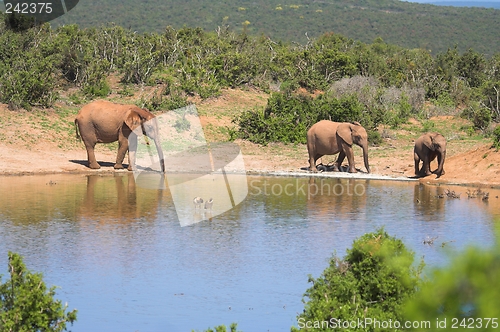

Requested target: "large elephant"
[
  {"left": 414, "top": 132, "right": 446, "bottom": 178},
  {"left": 307, "top": 120, "right": 370, "bottom": 173},
  {"left": 75, "top": 100, "right": 165, "bottom": 172}
]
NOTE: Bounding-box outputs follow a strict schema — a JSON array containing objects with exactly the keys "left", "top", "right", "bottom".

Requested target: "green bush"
[
  {"left": 405, "top": 226, "right": 500, "bottom": 331},
  {"left": 293, "top": 228, "right": 422, "bottom": 332},
  {"left": 461, "top": 101, "right": 492, "bottom": 131},
  {"left": 493, "top": 126, "right": 500, "bottom": 150},
  {"left": 368, "top": 130, "right": 383, "bottom": 146},
  {"left": 140, "top": 85, "right": 190, "bottom": 112},
  {"left": 0, "top": 63, "right": 58, "bottom": 110},
  {"left": 234, "top": 92, "right": 365, "bottom": 145},
  {"left": 234, "top": 93, "right": 313, "bottom": 145},
  {"left": 120, "top": 33, "right": 163, "bottom": 84},
  {"left": 0, "top": 27, "right": 58, "bottom": 109},
  {"left": 431, "top": 93, "right": 455, "bottom": 108},
  {"left": 0, "top": 252, "right": 77, "bottom": 331},
  {"left": 397, "top": 94, "right": 413, "bottom": 122},
  {"left": 421, "top": 120, "right": 436, "bottom": 132},
  {"left": 192, "top": 323, "right": 240, "bottom": 332},
  {"left": 0, "top": 20, "right": 499, "bottom": 128},
  {"left": 162, "top": 93, "right": 191, "bottom": 111},
  {"left": 82, "top": 79, "right": 111, "bottom": 97},
  {"left": 4, "top": 12, "right": 38, "bottom": 32}
]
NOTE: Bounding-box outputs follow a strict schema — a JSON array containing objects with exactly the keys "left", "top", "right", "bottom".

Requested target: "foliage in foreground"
[
  {"left": 292, "top": 228, "right": 423, "bottom": 331},
  {"left": 193, "top": 323, "right": 240, "bottom": 332},
  {"left": 0, "top": 252, "right": 77, "bottom": 332},
  {"left": 405, "top": 227, "right": 500, "bottom": 331}
]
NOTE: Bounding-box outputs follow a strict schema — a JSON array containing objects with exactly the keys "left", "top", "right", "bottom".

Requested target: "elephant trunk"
[
  {"left": 362, "top": 144, "right": 370, "bottom": 173},
  {"left": 153, "top": 138, "right": 165, "bottom": 173}
]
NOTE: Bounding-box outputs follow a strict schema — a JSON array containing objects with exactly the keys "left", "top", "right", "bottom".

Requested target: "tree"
[
  {"left": 405, "top": 227, "right": 500, "bottom": 331},
  {"left": 4, "top": 13, "right": 38, "bottom": 32},
  {"left": 458, "top": 49, "right": 487, "bottom": 88},
  {"left": 293, "top": 228, "right": 423, "bottom": 331},
  {"left": 193, "top": 323, "right": 240, "bottom": 332},
  {"left": 0, "top": 252, "right": 77, "bottom": 332}
]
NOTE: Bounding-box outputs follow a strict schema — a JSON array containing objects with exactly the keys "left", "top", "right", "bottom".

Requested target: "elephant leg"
[
  {"left": 422, "top": 155, "right": 432, "bottom": 176},
  {"left": 414, "top": 152, "right": 422, "bottom": 176},
  {"left": 308, "top": 156, "right": 316, "bottom": 172},
  {"left": 84, "top": 141, "right": 100, "bottom": 169},
  {"left": 335, "top": 151, "right": 346, "bottom": 172},
  {"left": 340, "top": 142, "right": 356, "bottom": 173},
  {"left": 115, "top": 136, "right": 129, "bottom": 169},
  {"left": 127, "top": 133, "right": 138, "bottom": 171},
  {"left": 309, "top": 153, "right": 323, "bottom": 172},
  {"left": 346, "top": 153, "right": 357, "bottom": 173},
  {"left": 434, "top": 152, "right": 445, "bottom": 177}
]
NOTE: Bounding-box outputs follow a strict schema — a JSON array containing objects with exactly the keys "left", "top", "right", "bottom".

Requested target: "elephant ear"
[
  {"left": 134, "top": 107, "right": 155, "bottom": 121},
  {"left": 422, "top": 134, "right": 435, "bottom": 151},
  {"left": 125, "top": 110, "right": 142, "bottom": 131},
  {"left": 337, "top": 123, "right": 353, "bottom": 145}
]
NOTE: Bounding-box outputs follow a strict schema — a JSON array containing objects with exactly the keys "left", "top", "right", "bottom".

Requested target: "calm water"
[{"left": 0, "top": 173, "right": 499, "bottom": 332}]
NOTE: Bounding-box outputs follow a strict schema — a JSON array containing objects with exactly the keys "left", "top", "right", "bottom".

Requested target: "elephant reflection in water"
[
  {"left": 79, "top": 173, "right": 164, "bottom": 222},
  {"left": 413, "top": 183, "right": 447, "bottom": 220},
  {"left": 306, "top": 177, "right": 367, "bottom": 220}
]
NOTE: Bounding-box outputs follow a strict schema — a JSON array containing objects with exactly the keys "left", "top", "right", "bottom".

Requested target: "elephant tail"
[{"left": 74, "top": 119, "right": 81, "bottom": 140}]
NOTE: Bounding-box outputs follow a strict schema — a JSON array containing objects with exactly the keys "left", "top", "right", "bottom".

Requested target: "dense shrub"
[
  {"left": 493, "top": 125, "right": 500, "bottom": 150},
  {"left": 193, "top": 323, "right": 240, "bottom": 332},
  {"left": 233, "top": 84, "right": 427, "bottom": 144},
  {"left": 292, "top": 228, "right": 422, "bottom": 332},
  {"left": 4, "top": 12, "right": 38, "bottom": 32},
  {"left": 368, "top": 130, "right": 383, "bottom": 146},
  {"left": 0, "top": 252, "right": 78, "bottom": 331},
  {"left": 461, "top": 101, "right": 492, "bottom": 131},
  {"left": 82, "top": 78, "right": 111, "bottom": 97},
  {"left": 140, "top": 83, "right": 190, "bottom": 111},
  {"left": 405, "top": 227, "right": 500, "bottom": 331},
  {"left": 234, "top": 92, "right": 365, "bottom": 144},
  {"left": 0, "top": 16, "right": 499, "bottom": 136},
  {"left": 0, "top": 25, "right": 58, "bottom": 109},
  {"left": 0, "top": 57, "right": 58, "bottom": 110},
  {"left": 120, "top": 33, "right": 164, "bottom": 84}
]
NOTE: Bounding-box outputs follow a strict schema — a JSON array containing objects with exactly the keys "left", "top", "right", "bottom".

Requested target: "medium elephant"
[
  {"left": 414, "top": 132, "right": 446, "bottom": 178},
  {"left": 307, "top": 120, "right": 370, "bottom": 173},
  {"left": 75, "top": 100, "right": 165, "bottom": 172}
]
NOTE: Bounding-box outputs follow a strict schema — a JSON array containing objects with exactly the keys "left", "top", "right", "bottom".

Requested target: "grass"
[{"left": 0, "top": 104, "right": 84, "bottom": 150}]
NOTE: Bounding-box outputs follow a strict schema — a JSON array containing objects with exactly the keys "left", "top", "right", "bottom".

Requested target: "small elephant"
[
  {"left": 307, "top": 120, "right": 370, "bottom": 173},
  {"left": 414, "top": 132, "right": 446, "bottom": 178},
  {"left": 75, "top": 100, "right": 165, "bottom": 172}
]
